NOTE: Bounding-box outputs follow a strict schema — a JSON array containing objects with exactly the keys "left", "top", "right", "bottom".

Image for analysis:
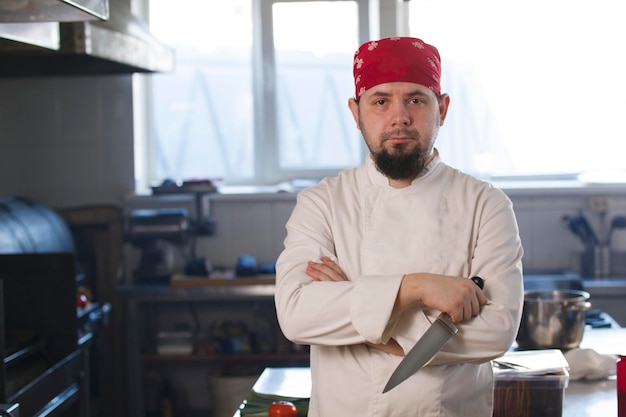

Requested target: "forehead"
[{"left": 361, "top": 81, "right": 436, "bottom": 100}]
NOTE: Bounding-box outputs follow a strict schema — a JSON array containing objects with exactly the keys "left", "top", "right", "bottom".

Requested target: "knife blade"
[{"left": 382, "top": 276, "right": 484, "bottom": 393}]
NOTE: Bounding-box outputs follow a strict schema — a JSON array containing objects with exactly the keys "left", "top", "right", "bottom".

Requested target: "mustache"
[{"left": 381, "top": 129, "right": 420, "bottom": 142}]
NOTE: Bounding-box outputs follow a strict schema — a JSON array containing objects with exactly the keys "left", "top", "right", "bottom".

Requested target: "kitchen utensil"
[
  {"left": 609, "top": 215, "right": 626, "bottom": 244},
  {"left": 562, "top": 214, "right": 599, "bottom": 247},
  {"left": 516, "top": 290, "right": 591, "bottom": 350},
  {"left": 382, "top": 276, "right": 484, "bottom": 393},
  {"left": 492, "top": 360, "right": 531, "bottom": 371}
]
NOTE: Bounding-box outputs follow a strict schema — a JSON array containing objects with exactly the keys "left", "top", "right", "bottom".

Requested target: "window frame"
[
  {"left": 251, "top": 0, "right": 374, "bottom": 186},
  {"left": 139, "top": 1, "right": 626, "bottom": 192}
]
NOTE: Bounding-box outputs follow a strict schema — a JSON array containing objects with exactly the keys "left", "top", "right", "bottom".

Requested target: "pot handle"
[{"left": 568, "top": 301, "right": 592, "bottom": 311}]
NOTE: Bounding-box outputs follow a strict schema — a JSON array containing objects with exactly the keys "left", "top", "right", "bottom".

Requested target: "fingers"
[
  {"left": 459, "top": 295, "right": 480, "bottom": 322},
  {"left": 454, "top": 279, "right": 486, "bottom": 322},
  {"left": 306, "top": 256, "right": 348, "bottom": 281},
  {"left": 412, "top": 274, "right": 487, "bottom": 323}
]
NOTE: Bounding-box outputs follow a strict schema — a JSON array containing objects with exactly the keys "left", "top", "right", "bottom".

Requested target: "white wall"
[
  {"left": 0, "top": 76, "right": 135, "bottom": 207},
  {"left": 123, "top": 190, "right": 626, "bottom": 278}
]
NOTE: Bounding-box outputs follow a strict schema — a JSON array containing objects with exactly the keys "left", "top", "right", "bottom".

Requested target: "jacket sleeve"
[
  {"left": 424, "top": 191, "right": 524, "bottom": 365},
  {"left": 275, "top": 189, "right": 404, "bottom": 347}
]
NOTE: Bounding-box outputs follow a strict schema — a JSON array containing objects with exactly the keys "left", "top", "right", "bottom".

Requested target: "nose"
[{"left": 391, "top": 102, "right": 411, "bottom": 126}]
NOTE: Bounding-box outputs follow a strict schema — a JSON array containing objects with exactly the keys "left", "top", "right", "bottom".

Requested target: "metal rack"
[{"left": 119, "top": 282, "right": 309, "bottom": 417}]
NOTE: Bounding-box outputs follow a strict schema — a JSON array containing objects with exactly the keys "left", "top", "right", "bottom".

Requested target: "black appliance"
[
  {"left": 0, "top": 196, "right": 112, "bottom": 417},
  {"left": 126, "top": 208, "right": 192, "bottom": 284}
]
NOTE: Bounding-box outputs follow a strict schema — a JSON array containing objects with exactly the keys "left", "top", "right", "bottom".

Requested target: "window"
[
  {"left": 273, "top": 2, "right": 361, "bottom": 171},
  {"left": 146, "top": 0, "right": 366, "bottom": 187},
  {"left": 148, "top": 0, "right": 255, "bottom": 183},
  {"left": 409, "top": 0, "right": 626, "bottom": 181},
  {"left": 144, "top": 1, "right": 625, "bottom": 190}
]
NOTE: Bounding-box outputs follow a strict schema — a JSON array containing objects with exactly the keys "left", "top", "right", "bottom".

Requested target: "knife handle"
[{"left": 471, "top": 276, "right": 484, "bottom": 289}]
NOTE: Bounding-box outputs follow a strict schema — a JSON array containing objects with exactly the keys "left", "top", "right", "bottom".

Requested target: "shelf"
[
  {"left": 118, "top": 281, "right": 276, "bottom": 301},
  {"left": 170, "top": 274, "right": 275, "bottom": 288},
  {"left": 141, "top": 352, "right": 310, "bottom": 362},
  {"left": 123, "top": 276, "right": 301, "bottom": 417}
]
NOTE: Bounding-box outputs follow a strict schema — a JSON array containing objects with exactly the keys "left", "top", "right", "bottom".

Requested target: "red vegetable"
[{"left": 268, "top": 401, "right": 297, "bottom": 417}]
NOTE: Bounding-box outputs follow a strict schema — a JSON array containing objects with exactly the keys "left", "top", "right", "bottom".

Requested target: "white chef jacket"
[{"left": 275, "top": 152, "right": 524, "bottom": 417}]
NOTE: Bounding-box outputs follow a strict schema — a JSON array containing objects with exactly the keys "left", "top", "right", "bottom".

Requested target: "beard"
[{"left": 369, "top": 130, "right": 433, "bottom": 180}]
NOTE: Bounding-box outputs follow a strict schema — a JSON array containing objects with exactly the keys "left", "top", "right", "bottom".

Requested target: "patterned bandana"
[{"left": 353, "top": 37, "right": 441, "bottom": 99}]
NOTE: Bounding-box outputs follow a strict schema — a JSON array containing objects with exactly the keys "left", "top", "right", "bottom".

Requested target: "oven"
[{"left": 0, "top": 197, "right": 113, "bottom": 417}]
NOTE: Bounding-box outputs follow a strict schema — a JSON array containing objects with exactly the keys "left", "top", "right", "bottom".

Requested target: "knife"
[{"left": 382, "top": 276, "right": 484, "bottom": 393}]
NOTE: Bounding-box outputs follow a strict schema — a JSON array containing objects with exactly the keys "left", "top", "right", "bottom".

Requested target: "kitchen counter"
[
  {"left": 233, "top": 327, "right": 626, "bottom": 417},
  {"left": 563, "top": 326, "right": 626, "bottom": 417},
  {"left": 234, "top": 370, "right": 618, "bottom": 417},
  {"left": 564, "top": 379, "right": 617, "bottom": 417}
]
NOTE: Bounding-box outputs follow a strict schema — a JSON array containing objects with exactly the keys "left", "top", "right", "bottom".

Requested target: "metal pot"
[{"left": 516, "top": 290, "right": 591, "bottom": 350}]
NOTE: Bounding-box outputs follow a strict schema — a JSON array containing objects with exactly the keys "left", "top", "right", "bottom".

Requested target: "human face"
[{"left": 348, "top": 82, "right": 450, "bottom": 185}]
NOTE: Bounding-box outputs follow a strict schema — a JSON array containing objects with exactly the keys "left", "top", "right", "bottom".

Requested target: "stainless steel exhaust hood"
[
  {"left": 0, "top": 0, "right": 174, "bottom": 76},
  {"left": 0, "top": 0, "right": 109, "bottom": 22}
]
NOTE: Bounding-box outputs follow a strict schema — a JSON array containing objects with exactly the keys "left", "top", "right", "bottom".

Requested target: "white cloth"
[
  {"left": 275, "top": 153, "right": 524, "bottom": 417},
  {"left": 565, "top": 348, "right": 617, "bottom": 380}
]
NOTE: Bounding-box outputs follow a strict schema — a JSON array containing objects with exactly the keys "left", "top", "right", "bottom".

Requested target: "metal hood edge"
[{"left": 0, "top": 0, "right": 174, "bottom": 76}]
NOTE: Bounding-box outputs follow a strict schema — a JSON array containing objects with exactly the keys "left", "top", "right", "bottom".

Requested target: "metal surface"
[
  {"left": 0, "top": 22, "right": 59, "bottom": 50},
  {"left": 0, "top": 196, "right": 75, "bottom": 254},
  {"left": 0, "top": 0, "right": 109, "bottom": 22},
  {"left": 383, "top": 313, "right": 458, "bottom": 393},
  {"left": 0, "top": 197, "right": 114, "bottom": 417},
  {"left": 383, "top": 276, "right": 484, "bottom": 393},
  {"left": 127, "top": 209, "right": 191, "bottom": 245},
  {"left": 0, "top": 403, "right": 19, "bottom": 417},
  {"left": 0, "top": 0, "right": 173, "bottom": 75},
  {"left": 516, "top": 290, "right": 592, "bottom": 350}
]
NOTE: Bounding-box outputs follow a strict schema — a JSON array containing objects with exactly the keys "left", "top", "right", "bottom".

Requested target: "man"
[{"left": 274, "top": 37, "right": 524, "bottom": 417}]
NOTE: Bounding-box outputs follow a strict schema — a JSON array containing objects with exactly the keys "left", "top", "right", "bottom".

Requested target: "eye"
[
  {"left": 410, "top": 98, "right": 424, "bottom": 104},
  {"left": 375, "top": 99, "right": 386, "bottom": 106}
]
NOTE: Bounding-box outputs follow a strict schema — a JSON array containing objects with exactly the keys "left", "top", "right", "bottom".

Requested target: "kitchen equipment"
[
  {"left": 156, "top": 331, "right": 194, "bottom": 355},
  {"left": 562, "top": 214, "right": 599, "bottom": 247},
  {"left": 0, "top": 253, "right": 86, "bottom": 417},
  {"left": 0, "top": 0, "right": 108, "bottom": 22},
  {"left": 493, "top": 350, "right": 569, "bottom": 417},
  {"left": 581, "top": 244, "right": 611, "bottom": 278},
  {"left": 0, "top": 0, "right": 174, "bottom": 76},
  {"left": 609, "top": 216, "right": 626, "bottom": 244},
  {"left": 0, "top": 195, "right": 113, "bottom": 417},
  {"left": 516, "top": 290, "right": 591, "bottom": 350},
  {"left": 382, "top": 277, "right": 484, "bottom": 393},
  {"left": 0, "top": 196, "right": 75, "bottom": 253},
  {"left": 127, "top": 208, "right": 192, "bottom": 283}
]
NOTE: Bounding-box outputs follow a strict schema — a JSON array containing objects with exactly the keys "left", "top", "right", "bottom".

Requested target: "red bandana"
[{"left": 353, "top": 37, "right": 441, "bottom": 99}]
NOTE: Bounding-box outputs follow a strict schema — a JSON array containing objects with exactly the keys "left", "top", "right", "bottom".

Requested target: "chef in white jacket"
[{"left": 275, "top": 37, "right": 524, "bottom": 417}]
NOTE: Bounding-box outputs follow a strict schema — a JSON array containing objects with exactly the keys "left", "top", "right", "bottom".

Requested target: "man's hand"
[
  {"left": 304, "top": 257, "right": 487, "bottom": 352},
  {"left": 306, "top": 256, "right": 348, "bottom": 281},
  {"left": 395, "top": 273, "right": 488, "bottom": 323},
  {"left": 306, "top": 257, "right": 403, "bottom": 355}
]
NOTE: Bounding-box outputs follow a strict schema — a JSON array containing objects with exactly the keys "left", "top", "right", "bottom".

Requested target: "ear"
[
  {"left": 438, "top": 94, "right": 451, "bottom": 126},
  {"left": 348, "top": 98, "right": 361, "bottom": 129}
]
